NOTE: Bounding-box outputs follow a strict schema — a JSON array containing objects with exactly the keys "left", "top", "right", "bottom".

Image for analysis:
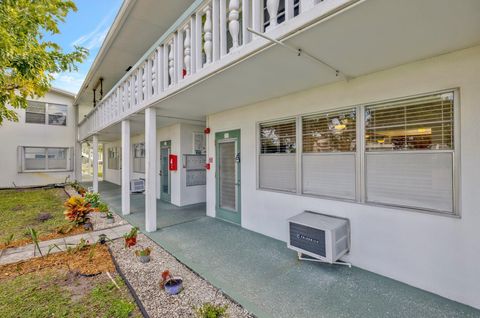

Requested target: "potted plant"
[
  {"left": 135, "top": 247, "right": 151, "bottom": 263},
  {"left": 160, "top": 270, "right": 183, "bottom": 295},
  {"left": 124, "top": 227, "right": 138, "bottom": 248},
  {"left": 106, "top": 211, "right": 114, "bottom": 224},
  {"left": 63, "top": 196, "right": 93, "bottom": 225},
  {"left": 98, "top": 233, "right": 108, "bottom": 244}
]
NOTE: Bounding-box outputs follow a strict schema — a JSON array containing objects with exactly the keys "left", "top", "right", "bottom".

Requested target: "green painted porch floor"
[{"left": 88, "top": 181, "right": 479, "bottom": 318}]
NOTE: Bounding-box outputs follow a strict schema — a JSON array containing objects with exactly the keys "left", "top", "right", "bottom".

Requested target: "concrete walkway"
[
  {"left": 0, "top": 224, "right": 132, "bottom": 266},
  {"left": 92, "top": 181, "right": 480, "bottom": 318}
]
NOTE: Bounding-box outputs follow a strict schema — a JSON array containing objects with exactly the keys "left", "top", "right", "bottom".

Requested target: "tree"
[{"left": 0, "top": 0, "right": 88, "bottom": 125}]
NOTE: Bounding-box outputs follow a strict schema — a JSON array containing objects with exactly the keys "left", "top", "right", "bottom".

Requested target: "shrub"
[
  {"left": 97, "top": 201, "right": 109, "bottom": 213},
  {"left": 195, "top": 303, "right": 228, "bottom": 318},
  {"left": 84, "top": 192, "right": 101, "bottom": 208},
  {"left": 135, "top": 247, "right": 151, "bottom": 257},
  {"left": 63, "top": 196, "right": 93, "bottom": 225},
  {"left": 123, "top": 227, "right": 138, "bottom": 248}
]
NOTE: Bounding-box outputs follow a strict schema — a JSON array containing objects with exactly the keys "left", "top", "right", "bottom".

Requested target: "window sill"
[{"left": 20, "top": 169, "right": 72, "bottom": 173}]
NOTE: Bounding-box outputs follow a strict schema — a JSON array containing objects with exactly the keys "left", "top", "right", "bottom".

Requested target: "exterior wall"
[
  {"left": 103, "top": 123, "right": 206, "bottom": 206},
  {"left": 0, "top": 90, "right": 76, "bottom": 188},
  {"left": 206, "top": 45, "right": 480, "bottom": 309}
]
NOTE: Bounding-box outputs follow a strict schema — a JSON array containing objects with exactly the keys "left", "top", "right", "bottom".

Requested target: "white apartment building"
[
  {"left": 0, "top": 88, "right": 78, "bottom": 188},
  {"left": 5, "top": 0, "right": 480, "bottom": 310}
]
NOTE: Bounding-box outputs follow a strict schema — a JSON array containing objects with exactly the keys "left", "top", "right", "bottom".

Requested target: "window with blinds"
[
  {"left": 108, "top": 147, "right": 121, "bottom": 170},
  {"left": 365, "top": 92, "right": 454, "bottom": 151},
  {"left": 23, "top": 147, "right": 70, "bottom": 171},
  {"left": 25, "top": 101, "right": 68, "bottom": 125},
  {"left": 25, "top": 101, "right": 46, "bottom": 124},
  {"left": 302, "top": 109, "right": 357, "bottom": 199},
  {"left": 364, "top": 91, "right": 455, "bottom": 213},
  {"left": 259, "top": 119, "right": 296, "bottom": 192},
  {"left": 133, "top": 143, "right": 145, "bottom": 173}
]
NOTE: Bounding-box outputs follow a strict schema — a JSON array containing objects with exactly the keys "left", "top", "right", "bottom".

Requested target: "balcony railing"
[{"left": 78, "top": 0, "right": 346, "bottom": 141}]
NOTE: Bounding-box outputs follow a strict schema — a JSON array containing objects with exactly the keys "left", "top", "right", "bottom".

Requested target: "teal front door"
[
  {"left": 215, "top": 130, "right": 241, "bottom": 224},
  {"left": 160, "top": 140, "right": 171, "bottom": 202}
]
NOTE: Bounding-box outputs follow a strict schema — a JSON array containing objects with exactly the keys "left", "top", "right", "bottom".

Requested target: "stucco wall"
[
  {"left": 0, "top": 91, "right": 76, "bottom": 188},
  {"left": 102, "top": 123, "right": 206, "bottom": 206},
  {"left": 206, "top": 45, "right": 480, "bottom": 309}
]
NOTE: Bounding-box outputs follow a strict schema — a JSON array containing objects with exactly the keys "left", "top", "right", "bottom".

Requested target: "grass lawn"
[
  {"left": 0, "top": 187, "right": 72, "bottom": 246},
  {"left": 0, "top": 268, "right": 141, "bottom": 318}
]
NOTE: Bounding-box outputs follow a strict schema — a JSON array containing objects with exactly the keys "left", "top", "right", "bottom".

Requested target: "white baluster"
[
  {"left": 168, "top": 40, "right": 175, "bottom": 85},
  {"left": 228, "top": 0, "right": 240, "bottom": 51},
  {"left": 266, "top": 0, "right": 280, "bottom": 30},
  {"left": 203, "top": 6, "right": 213, "bottom": 64},
  {"left": 183, "top": 24, "right": 191, "bottom": 76},
  {"left": 151, "top": 53, "right": 156, "bottom": 96},
  {"left": 142, "top": 63, "right": 146, "bottom": 100}
]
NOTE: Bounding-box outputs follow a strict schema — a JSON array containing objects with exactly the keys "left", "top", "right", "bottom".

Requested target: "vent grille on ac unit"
[
  {"left": 130, "top": 179, "right": 145, "bottom": 193},
  {"left": 287, "top": 211, "right": 350, "bottom": 266}
]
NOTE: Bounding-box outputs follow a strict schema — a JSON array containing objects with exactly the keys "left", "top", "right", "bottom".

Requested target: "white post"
[
  {"left": 212, "top": 0, "right": 220, "bottom": 61},
  {"left": 219, "top": 0, "right": 227, "bottom": 56},
  {"left": 121, "top": 120, "right": 131, "bottom": 215},
  {"left": 285, "top": 0, "right": 294, "bottom": 21},
  {"left": 92, "top": 134, "right": 99, "bottom": 193},
  {"left": 242, "top": 0, "right": 251, "bottom": 45},
  {"left": 145, "top": 107, "right": 157, "bottom": 232},
  {"left": 252, "top": 0, "right": 262, "bottom": 35}
]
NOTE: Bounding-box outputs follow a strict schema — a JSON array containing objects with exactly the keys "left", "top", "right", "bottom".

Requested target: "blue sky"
[{"left": 49, "top": 0, "right": 123, "bottom": 94}]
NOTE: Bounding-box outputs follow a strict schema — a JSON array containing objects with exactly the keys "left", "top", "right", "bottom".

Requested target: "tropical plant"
[
  {"left": 28, "top": 227, "right": 42, "bottom": 256},
  {"left": 123, "top": 227, "right": 138, "bottom": 248},
  {"left": 84, "top": 192, "right": 101, "bottom": 208},
  {"left": 195, "top": 303, "right": 229, "bottom": 318},
  {"left": 63, "top": 196, "right": 93, "bottom": 225},
  {"left": 135, "top": 247, "right": 151, "bottom": 257}
]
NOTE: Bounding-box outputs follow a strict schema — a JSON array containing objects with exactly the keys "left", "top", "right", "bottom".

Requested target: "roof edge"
[{"left": 73, "top": 0, "right": 135, "bottom": 105}]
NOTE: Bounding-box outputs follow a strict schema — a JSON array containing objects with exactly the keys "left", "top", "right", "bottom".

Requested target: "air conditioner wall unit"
[
  {"left": 287, "top": 211, "right": 350, "bottom": 265},
  {"left": 130, "top": 179, "right": 145, "bottom": 193}
]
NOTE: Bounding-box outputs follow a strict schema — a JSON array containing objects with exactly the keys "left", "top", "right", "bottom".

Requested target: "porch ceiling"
[
  {"left": 75, "top": 0, "right": 193, "bottom": 107},
  {"left": 147, "top": 0, "right": 480, "bottom": 117}
]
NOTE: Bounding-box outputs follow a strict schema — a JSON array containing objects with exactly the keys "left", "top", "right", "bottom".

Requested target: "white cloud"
[
  {"left": 71, "top": 7, "right": 117, "bottom": 50},
  {"left": 52, "top": 72, "right": 86, "bottom": 94}
]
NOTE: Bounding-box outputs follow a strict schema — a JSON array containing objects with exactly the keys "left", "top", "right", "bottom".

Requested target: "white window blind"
[
  {"left": 133, "top": 143, "right": 145, "bottom": 173},
  {"left": 366, "top": 153, "right": 453, "bottom": 212},
  {"left": 259, "top": 119, "right": 296, "bottom": 192},
  {"left": 23, "top": 147, "right": 71, "bottom": 171},
  {"left": 108, "top": 147, "right": 121, "bottom": 170},
  {"left": 25, "top": 101, "right": 46, "bottom": 124},
  {"left": 302, "top": 109, "right": 357, "bottom": 199},
  {"left": 364, "top": 92, "right": 455, "bottom": 213},
  {"left": 365, "top": 92, "right": 453, "bottom": 151}
]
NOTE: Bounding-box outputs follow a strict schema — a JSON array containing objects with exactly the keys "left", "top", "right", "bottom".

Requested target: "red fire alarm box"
[{"left": 169, "top": 154, "right": 177, "bottom": 171}]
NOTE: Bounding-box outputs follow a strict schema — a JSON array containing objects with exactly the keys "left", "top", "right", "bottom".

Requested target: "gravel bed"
[
  {"left": 109, "top": 234, "right": 253, "bottom": 318},
  {"left": 89, "top": 210, "right": 127, "bottom": 231}
]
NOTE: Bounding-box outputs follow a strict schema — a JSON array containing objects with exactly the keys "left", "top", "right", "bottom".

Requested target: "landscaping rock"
[{"left": 109, "top": 234, "right": 253, "bottom": 318}]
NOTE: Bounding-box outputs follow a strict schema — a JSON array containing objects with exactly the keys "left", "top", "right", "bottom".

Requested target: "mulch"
[
  {"left": 0, "top": 244, "right": 116, "bottom": 280},
  {"left": 0, "top": 226, "right": 86, "bottom": 250}
]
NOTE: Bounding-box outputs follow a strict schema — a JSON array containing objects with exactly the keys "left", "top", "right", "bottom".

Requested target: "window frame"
[
  {"left": 256, "top": 88, "right": 460, "bottom": 217},
  {"left": 20, "top": 146, "right": 72, "bottom": 172},
  {"left": 132, "top": 142, "right": 145, "bottom": 173},
  {"left": 25, "top": 101, "right": 68, "bottom": 126}
]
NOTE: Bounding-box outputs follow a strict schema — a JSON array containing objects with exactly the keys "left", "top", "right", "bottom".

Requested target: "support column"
[
  {"left": 92, "top": 135, "right": 99, "bottom": 193},
  {"left": 145, "top": 107, "right": 157, "bottom": 232},
  {"left": 121, "top": 120, "right": 131, "bottom": 215}
]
